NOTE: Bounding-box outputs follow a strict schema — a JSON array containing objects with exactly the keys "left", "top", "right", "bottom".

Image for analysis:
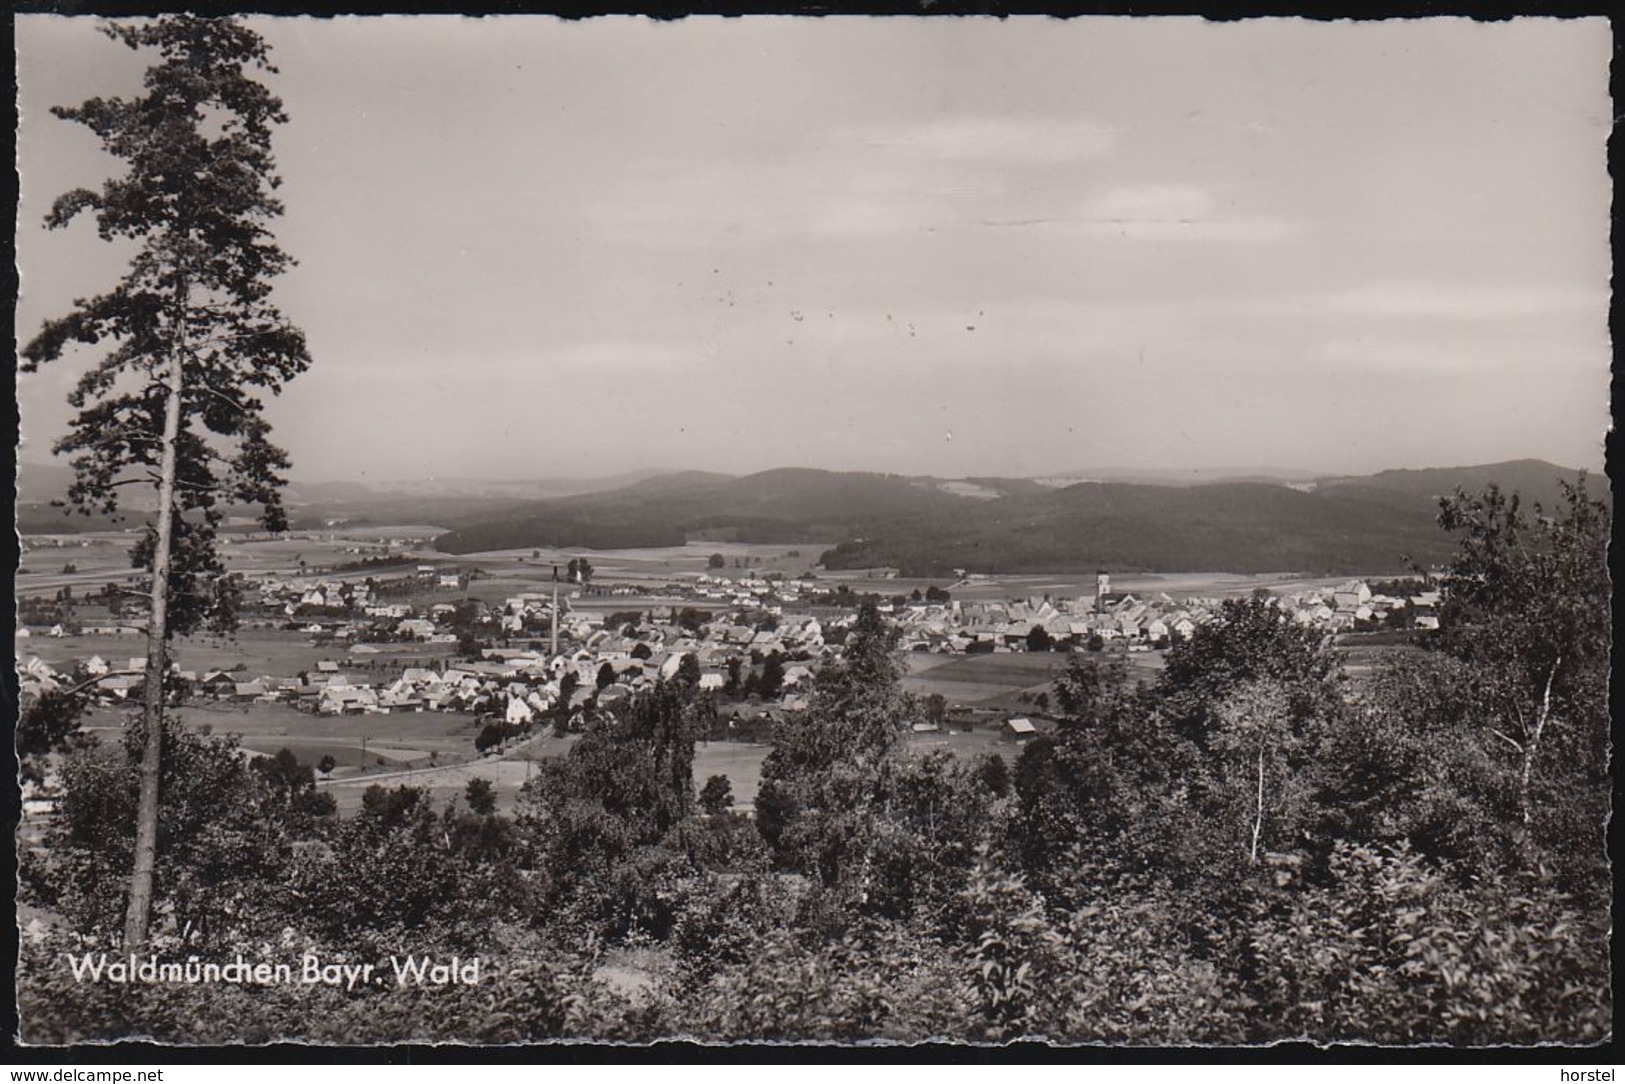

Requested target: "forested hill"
[
  {"left": 433, "top": 460, "right": 1598, "bottom": 575},
  {"left": 1307, "top": 458, "right": 1593, "bottom": 510},
  {"left": 820, "top": 480, "right": 1453, "bottom": 576},
  {"left": 433, "top": 469, "right": 972, "bottom": 554}
]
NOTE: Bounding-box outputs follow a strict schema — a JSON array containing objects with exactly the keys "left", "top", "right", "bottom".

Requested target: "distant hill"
[
  {"left": 16, "top": 460, "right": 157, "bottom": 532},
  {"left": 286, "top": 480, "right": 380, "bottom": 502},
  {"left": 1308, "top": 459, "right": 1600, "bottom": 509},
  {"left": 22, "top": 454, "right": 1594, "bottom": 575},
  {"left": 1035, "top": 465, "right": 1324, "bottom": 488},
  {"left": 433, "top": 459, "right": 1595, "bottom": 576},
  {"left": 16, "top": 460, "right": 79, "bottom": 503},
  {"left": 435, "top": 469, "right": 968, "bottom": 553},
  {"left": 16, "top": 463, "right": 693, "bottom": 534},
  {"left": 613, "top": 470, "right": 737, "bottom": 495},
  {"left": 821, "top": 480, "right": 1451, "bottom": 576}
]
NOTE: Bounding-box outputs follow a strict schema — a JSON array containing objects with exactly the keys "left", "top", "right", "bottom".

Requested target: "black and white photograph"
[{"left": 11, "top": 12, "right": 1613, "bottom": 1048}]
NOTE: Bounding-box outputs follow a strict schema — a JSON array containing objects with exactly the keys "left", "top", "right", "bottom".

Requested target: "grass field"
[
  {"left": 945, "top": 570, "right": 1378, "bottom": 604},
  {"left": 452, "top": 541, "right": 979, "bottom": 605},
  {"left": 457, "top": 541, "right": 828, "bottom": 583},
  {"left": 16, "top": 527, "right": 447, "bottom": 600},
  {"left": 692, "top": 740, "right": 771, "bottom": 810},
  {"left": 80, "top": 699, "right": 481, "bottom": 760},
  {"left": 900, "top": 649, "right": 1164, "bottom": 709},
  {"left": 71, "top": 694, "right": 1014, "bottom": 818},
  {"left": 1336, "top": 637, "right": 1427, "bottom": 685},
  {"left": 18, "top": 626, "right": 408, "bottom": 680},
  {"left": 907, "top": 725, "right": 1034, "bottom": 761},
  {"left": 311, "top": 734, "right": 777, "bottom": 816}
]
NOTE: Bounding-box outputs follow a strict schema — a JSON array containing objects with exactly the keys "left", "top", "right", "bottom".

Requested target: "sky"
[{"left": 14, "top": 15, "right": 1613, "bottom": 484}]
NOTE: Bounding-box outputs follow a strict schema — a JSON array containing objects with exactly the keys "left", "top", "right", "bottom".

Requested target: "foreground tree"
[
  {"left": 519, "top": 681, "right": 701, "bottom": 939},
  {"left": 21, "top": 16, "right": 311, "bottom": 948},
  {"left": 755, "top": 604, "right": 913, "bottom": 899},
  {"left": 1312, "top": 475, "right": 1614, "bottom": 893},
  {"left": 1430, "top": 477, "right": 1610, "bottom": 837},
  {"left": 41, "top": 725, "right": 295, "bottom": 948}
]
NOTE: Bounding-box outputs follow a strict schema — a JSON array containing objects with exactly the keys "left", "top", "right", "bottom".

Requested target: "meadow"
[
  {"left": 901, "top": 648, "right": 1166, "bottom": 711},
  {"left": 23, "top": 627, "right": 352, "bottom": 677},
  {"left": 16, "top": 526, "right": 444, "bottom": 598}
]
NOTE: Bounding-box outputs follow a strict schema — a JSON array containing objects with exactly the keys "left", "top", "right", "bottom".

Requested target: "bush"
[{"left": 1235, "top": 841, "right": 1612, "bottom": 1044}]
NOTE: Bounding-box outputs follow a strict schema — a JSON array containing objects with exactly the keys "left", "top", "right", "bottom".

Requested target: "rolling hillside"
[
  {"left": 433, "top": 460, "right": 1597, "bottom": 575},
  {"left": 1308, "top": 459, "right": 1596, "bottom": 510},
  {"left": 22, "top": 454, "right": 1594, "bottom": 575},
  {"left": 819, "top": 480, "right": 1452, "bottom": 576},
  {"left": 434, "top": 470, "right": 969, "bottom": 552}
]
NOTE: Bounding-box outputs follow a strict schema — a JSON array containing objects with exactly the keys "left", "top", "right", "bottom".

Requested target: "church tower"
[{"left": 1095, "top": 570, "right": 1110, "bottom": 614}]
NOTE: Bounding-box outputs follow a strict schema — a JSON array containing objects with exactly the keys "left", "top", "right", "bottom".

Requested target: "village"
[{"left": 16, "top": 538, "right": 1442, "bottom": 740}]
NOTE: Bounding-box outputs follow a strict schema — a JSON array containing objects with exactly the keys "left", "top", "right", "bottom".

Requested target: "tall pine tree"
[{"left": 22, "top": 16, "right": 311, "bottom": 948}]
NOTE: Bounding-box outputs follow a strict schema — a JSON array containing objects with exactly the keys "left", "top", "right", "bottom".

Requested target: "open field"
[
  {"left": 17, "top": 626, "right": 458, "bottom": 680},
  {"left": 16, "top": 527, "right": 448, "bottom": 598},
  {"left": 68, "top": 694, "right": 1015, "bottom": 818},
  {"left": 310, "top": 733, "right": 778, "bottom": 816},
  {"left": 900, "top": 648, "right": 1165, "bottom": 709},
  {"left": 440, "top": 548, "right": 1405, "bottom": 608},
  {"left": 1335, "top": 635, "right": 1428, "bottom": 685},
  {"left": 15, "top": 534, "right": 148, "bottom": 597},
  {"left": 450, "top": 541, "right": 889, "bottom": 604},
  {"left": 944, "top": 570, "right": 1392, "bottom": 604},
  {"left": 456, "top": 541, "right": 826, "bottom": 581},
  {"left": 692, "top": 740, "right": 771, "bottom": 811},
  {"left": 26, "top": 629, "right": 312, "bottom": 676},
  {"left": 20, "top": 525, "right": 1396, "bottom": 615},
  {"left": 319, "top": 730, "right": 583, "bottom": 815},
  {"left": 311, "top": 730, "right": 999, "bottom": 818},
  {"left": 79, "top": 699, "right": 485, "bottom": 760},
  {"left": 418, "top": 539, "right": 976, "bottom": 615},
  {"left": 69, "top": 695, "right": 775, "bottom": 816},
  {"left": 908, "top": 725, "right": 1038, "bottom": 761}
]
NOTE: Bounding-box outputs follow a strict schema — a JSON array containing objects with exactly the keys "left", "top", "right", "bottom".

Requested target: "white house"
[{"left": 505, "top": 695, "right": 536, "bottom": 726}]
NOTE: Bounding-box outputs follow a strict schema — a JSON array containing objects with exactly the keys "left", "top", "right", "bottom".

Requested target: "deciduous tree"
[
  {"left": 698, "top": 774, "right": 734, "bottom": 816},
  {"left": 1430, "top": 477, "right": 1610, "bottom": 837},
  {"left": 465, "top": 777, "right": 498, "bottom": 816}
]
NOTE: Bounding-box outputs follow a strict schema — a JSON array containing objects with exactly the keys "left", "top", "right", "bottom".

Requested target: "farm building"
[{"left": 1004, "top": 717, "right": 1038, "bottom": 741}]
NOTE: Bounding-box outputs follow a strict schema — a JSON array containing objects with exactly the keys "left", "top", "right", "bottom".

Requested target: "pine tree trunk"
[{"left": 124, "top": 299, "right": 187, "bottom": 950}]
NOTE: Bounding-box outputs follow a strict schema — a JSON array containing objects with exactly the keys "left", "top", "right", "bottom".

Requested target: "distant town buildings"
[{"left": 17, "top": 544, "right": 1438, "bottom": 735}]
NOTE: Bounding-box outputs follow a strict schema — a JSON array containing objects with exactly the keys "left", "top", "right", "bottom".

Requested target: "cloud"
[
  {"left": 1322, "top": 280, "right": 1607, "bottom": 321},
  {"left": 329, "top": 341, "right": 706, "bottom": 379},
  {"left": 1067, "top": 184, "right": 1302, "bottom": 243},
  {"left": 1073, "top": 217, "right": 1301, "bottom": 243},
  {"left": 1319, "top": 336, "right": 1477, "bottom": 375},
  {"left": 583, "top": 115, "right": 1119, "bottom": 248},
  {"left": 1083, "top": 184, "right": 1215, "bottom": 221},
  {"left": 557, "top": 341, "right": 700, "bottom": 371},
  {"left": 585, "top": 141, "right": 1013, "bottom": 246},
  {"left": 839, "top": 116, "right": 1118, "bottom": 165}
]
